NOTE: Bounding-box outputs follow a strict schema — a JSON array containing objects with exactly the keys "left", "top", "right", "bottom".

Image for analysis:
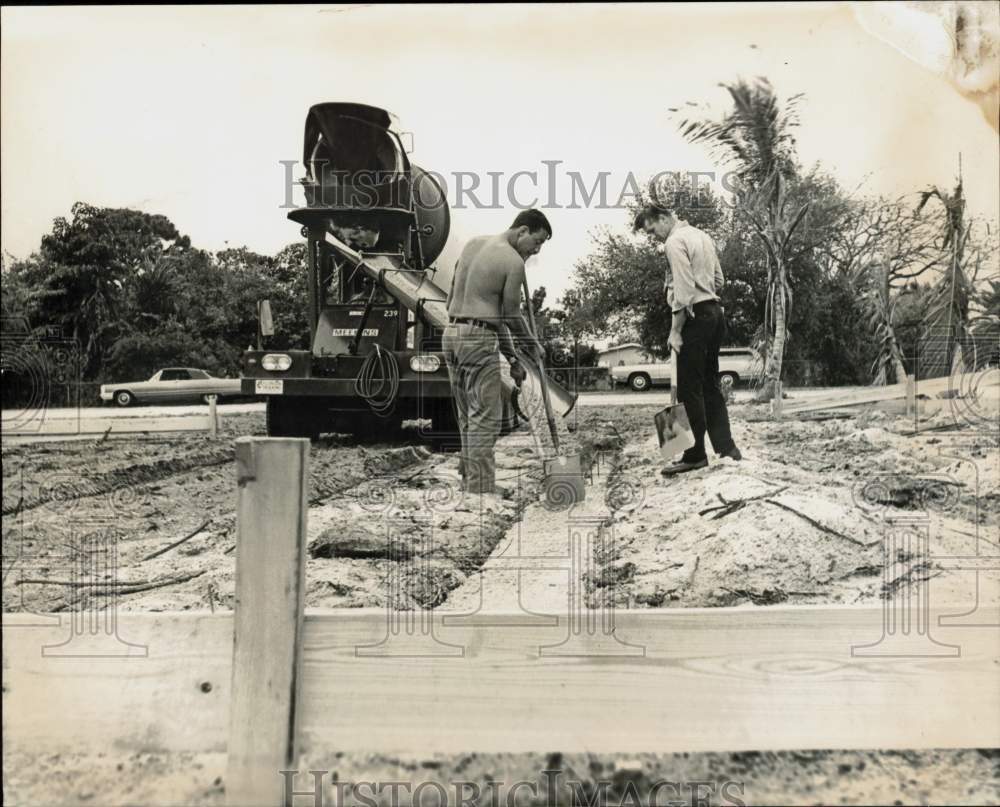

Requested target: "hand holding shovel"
[
  {"left": 653, "top": 346, "right": 695, "bottom": 460},
  {"left": 521, "top": 276, "right": 585, "bottom": 507}
]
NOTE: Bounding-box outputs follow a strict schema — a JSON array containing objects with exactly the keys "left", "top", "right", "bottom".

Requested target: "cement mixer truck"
[{"left": 240, "top": 102, "right": 575, "bottom": 441}]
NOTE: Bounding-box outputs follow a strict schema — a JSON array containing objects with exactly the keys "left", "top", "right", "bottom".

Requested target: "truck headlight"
[
  {"left": 262, "top": 353, "right": 292, "bottom": 371},
  {"left": 409, "top": 354, "right": 441, "bottom": 373}
]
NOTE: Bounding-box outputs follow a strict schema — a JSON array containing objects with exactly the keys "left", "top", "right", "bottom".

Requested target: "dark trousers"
[{"left": 676, "top": 300, "right": 736, "bottom": 462}]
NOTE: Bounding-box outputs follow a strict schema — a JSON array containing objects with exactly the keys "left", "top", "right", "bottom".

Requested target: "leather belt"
[
  {"left": 692, "top": 299, "right": 721, "bottom": 310},
  {"left": 449, "top": 316, "right": 498, "bottom": 332}
]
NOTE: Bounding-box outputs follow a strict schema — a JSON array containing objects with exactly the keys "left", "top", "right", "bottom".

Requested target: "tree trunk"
[
  {"left": 759, "top": 264, "right": 787, "bottom": 402},
  {"left": 882, "top": 264, "right": 909, "bottom": 384},
  {"left": 890, "top": 343, "right": 908, "bottom": 385}
]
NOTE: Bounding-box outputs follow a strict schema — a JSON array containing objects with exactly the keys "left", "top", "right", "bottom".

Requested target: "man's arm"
[
  {"left": 664, "top": 238, "right": 696, "bottom": 313},
  {"left": 500, "top": 262, "right": 543, "bottom": 360},
  {"left": 669, "top": 306, "right": 686, "bottom": 353}
]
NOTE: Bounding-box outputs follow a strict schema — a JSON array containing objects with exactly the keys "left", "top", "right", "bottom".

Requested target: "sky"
[{"left": 2, "top": 3, "right": 998, "bottom": 303}]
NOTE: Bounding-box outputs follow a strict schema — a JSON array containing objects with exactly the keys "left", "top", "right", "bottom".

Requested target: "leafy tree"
[
  {"left": 266, "top": 243, "right": 311, "bottom": 350},
  {"left": 10, "top": 202, "right": 191, "bottom": 376},
  {"left": 561, "top": 174, "right": 732, "bottom": 357}
]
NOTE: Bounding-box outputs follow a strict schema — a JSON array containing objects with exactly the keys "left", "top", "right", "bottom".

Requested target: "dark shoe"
[
  {"left": 660, "top": 457, "right": 709, "bottom": 476},
  {"left": 719, "top": 447, "right": 742, "bottom": 461}
]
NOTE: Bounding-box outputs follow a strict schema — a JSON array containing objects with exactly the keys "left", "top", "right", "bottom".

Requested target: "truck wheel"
[
  {"left": 266, "top": 398, "right": 320, "bottom": 440},
  {"left": 428, "top": 399, "right": 461, "bottom": 452},
  {"left": 335, "top": 412, "right": 403, "bottom": 443},
  {"left": 364, "top": 413, "right": 405, "bottom": 442},
  {"left": 628, "top": 373, "right": 651, "bottom": 392}
]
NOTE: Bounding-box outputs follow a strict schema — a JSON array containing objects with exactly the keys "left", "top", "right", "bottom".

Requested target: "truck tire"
[
  {"left": 628, "top": 372, "right": 652, "bottom": 392},
  {"left": 428, "top": 398, "right": 461, "bottom": 452},
  {"left": 266, "top": 398, "right": 321, "bottom": 440},
  {"left": 362, "top": 413, "right": 405, "bottom": 442},
  {"left": 335, "top": 411, "right": 404, "bottom": 443}
]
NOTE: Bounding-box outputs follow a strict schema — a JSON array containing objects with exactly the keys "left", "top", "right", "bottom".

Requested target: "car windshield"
[{"left": 189, "top": 369, "right": 211, "bottom": 379}]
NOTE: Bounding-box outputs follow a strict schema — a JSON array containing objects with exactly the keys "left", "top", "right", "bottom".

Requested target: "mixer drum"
[
  {"left": 303, "top": 104, "right": 404, "bottom": 211},
  {"left": 411, "top": 164, "right": 449, "bottom": 266},
  {"left": 301, "top": 103, "right": 450, "bottom": 267}
]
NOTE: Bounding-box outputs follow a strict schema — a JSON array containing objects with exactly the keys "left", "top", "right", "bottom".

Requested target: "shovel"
[
  {"left": 653, "top": 350, "right": 695, "bottom": 460},
  {"left": 522, "top": 276, "right": 586, "bottom": 507}
]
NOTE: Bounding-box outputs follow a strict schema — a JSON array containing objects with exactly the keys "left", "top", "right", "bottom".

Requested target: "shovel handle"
[
  {"left": 521, "top": 276, "right": 560, "bottom": 452},
  {"left": 670, "top": 349, "right": 679, "bottom": 406}
]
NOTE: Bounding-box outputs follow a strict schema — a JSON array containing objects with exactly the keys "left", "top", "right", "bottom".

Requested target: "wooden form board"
[
  {"left": 4, "top": 605, "right": 998, "bottom": 756},
  {"left": 782, "top": 383, "right": 910, "bottom": 415},
  {"left": 783, "top": 371, "right": 997, "bottom": 417},
  {"left": 2, "top": 414, "right": 211, "bottom": 438}
]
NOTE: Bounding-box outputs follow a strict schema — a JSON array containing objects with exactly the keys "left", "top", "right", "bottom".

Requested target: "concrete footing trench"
[{"left": 3, "top": 397, "right": 998, "bottom": 805}]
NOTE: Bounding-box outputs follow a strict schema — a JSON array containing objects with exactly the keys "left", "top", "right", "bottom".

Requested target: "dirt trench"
[{"left": 2, "top": 413, "right": 569, "bottom": 613}]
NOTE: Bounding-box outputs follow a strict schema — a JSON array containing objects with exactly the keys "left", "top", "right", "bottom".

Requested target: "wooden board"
[
  {"left": 2, "top": 414, "right": 211, "bottom": 438},
  {"left": 783, "top": 372, "right": 993, "bottom": 417},
  {"left": 5, "top": 605, "right": 998, "bottom": 756},
  {"left": 226, "top": 438, "right": 309, "bottom": 807},
  {"left": 783, "top": 383, "right": 909, "bottom": 415}
]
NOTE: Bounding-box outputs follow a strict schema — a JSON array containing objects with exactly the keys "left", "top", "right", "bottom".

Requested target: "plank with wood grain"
[
  {"left": 4, "top": 605, "right": 998, "bottom": 757},
  {"left": 2, "top": 414, "right": 211, "bottom": 437},
  {"left": 783, "top": 370, "right": 998, "bottom": 417},
  {"left": 226, "top": 438, "right": 310, "bottom": 807}
]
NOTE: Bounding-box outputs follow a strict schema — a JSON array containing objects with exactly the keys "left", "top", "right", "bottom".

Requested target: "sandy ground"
[
  {"left": 588, "top": 403, "right": 999, "bottom": 610},
  {"left": 3, "top": 749, "right": 998, "bottom": 806},
  {"left": 2, "top": 416, "right": 548, "bottom": 614},
  {"left": 3, "top": 392, "right": 999, "bottom": 806}
]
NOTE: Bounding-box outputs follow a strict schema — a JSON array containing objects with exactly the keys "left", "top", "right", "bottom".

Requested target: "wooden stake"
[
  {"left": 226, "top": 438, "right": 309, "bottom": 807},
  {"left": 208, "top": 395, "right": 219, "bottom": 437}
]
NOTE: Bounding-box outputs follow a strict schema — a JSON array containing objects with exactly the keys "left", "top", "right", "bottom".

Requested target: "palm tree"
[
  {"left": 916, "top": 176, "right": 973, "bottom": 376},
  {"left": 131, "top": 256, "right": 178, "bottom": 322},
  {"left": 859, "top": 260, "right": 909, "bottom": 385},
  {"left": 678, "top": 79, "right": 809, "bottom": 400}
]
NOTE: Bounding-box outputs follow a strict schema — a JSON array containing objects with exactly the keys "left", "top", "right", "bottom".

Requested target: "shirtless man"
[{"left": 444, "top": 209, "right": 551, "bottom": 494}]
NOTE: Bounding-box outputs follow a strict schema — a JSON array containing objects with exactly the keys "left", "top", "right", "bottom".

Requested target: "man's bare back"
[
  {"left": 440, "top": 210, "right": 552, "bottom": 494},
  {"left": 447, "top": 235, "right": 524, "bottom": 323}
]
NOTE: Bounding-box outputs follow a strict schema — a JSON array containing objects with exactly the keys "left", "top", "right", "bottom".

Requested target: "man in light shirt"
[{"left": 634, "top": 203, "right": 742, "bottom": 474}]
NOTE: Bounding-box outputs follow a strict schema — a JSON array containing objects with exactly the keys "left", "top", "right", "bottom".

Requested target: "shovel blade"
[
  {"left": 654, "top": 403, "right": 695, "bottom": 459},
  {"left": 542, "top": 453, "right": 586, "bottom": 508}
]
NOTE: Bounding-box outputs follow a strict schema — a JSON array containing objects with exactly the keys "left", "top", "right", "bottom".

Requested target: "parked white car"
[
  {"left": 611, "top": 347, "right": 763, "bottom": 392},
  {"left": 100, "top": 368, "right": 242, "bottom": 407}
]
